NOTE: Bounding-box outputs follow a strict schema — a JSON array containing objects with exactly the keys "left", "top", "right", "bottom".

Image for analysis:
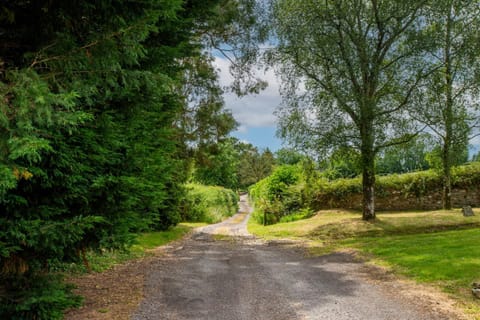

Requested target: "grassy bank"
[
  {"left": 70, "top": 183, "right": 238, "bottom": 274},
  {"left": 248, "top": 209, "right": 480, "bottom": 315},
  {"left": 66, "top": 222, "right": 206, "bottom": 273}
]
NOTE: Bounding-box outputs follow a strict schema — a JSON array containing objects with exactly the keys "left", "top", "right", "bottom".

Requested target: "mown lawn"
[
  {"left": 248, "top": 209, "right": 480, "bottom": 315},
  {"left": 353, "top": 229, "right": 480, "bottom": 287}
]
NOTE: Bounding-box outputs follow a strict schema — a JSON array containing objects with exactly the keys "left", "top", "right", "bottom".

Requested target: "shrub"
[
  {"left": 0, "top": 274, "right": 81, "bottom": 320},
  {"left": 250, "top": 162, "right": 480, "bottom": 224},
  {"left": 252, "top": 207, "right": 280, "bottom": 225},
  {"left": 181, "top": 184, "right": 239, "bottom": 224},
  {"left": 279, "top": 208, "right": 315, "bottom": 223},
  {"left": 312, "top": 162, "right": 480, "bottom": 209},
  {"left": 249, "top": 165, "right": 305, "bottom": 224}
]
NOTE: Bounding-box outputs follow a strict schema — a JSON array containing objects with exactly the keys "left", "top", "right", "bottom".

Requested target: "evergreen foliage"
[
  {"left": 236, "top": 144, "right": 275, "bottom": 190},
  {"left": 193, "top": 138, "right": 275, "bottom": 190},
  {"left": 193, "top": 138, "right": 240, "bottom": 189},
  {"left": 0, "top": 0, "right": 244, "bottom": 318}
]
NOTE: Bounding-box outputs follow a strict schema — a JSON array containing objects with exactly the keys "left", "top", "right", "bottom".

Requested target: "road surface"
[{"left": 132, "top": 195, "right": 456, "bottom": 320}]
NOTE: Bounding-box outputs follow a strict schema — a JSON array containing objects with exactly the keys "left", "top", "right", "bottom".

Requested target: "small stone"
[
  {"left": 472, "top": 288, "right": 480, "bottom": 298},
  {"left": 462, "top": 206, "right": 474, "bottom": 217}
]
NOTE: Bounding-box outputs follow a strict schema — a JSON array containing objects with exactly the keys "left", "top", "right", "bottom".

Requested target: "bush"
[
  {"left": 279, "top": 208, "right": 315, "bottom": 223},
  {"left": 312, "top": 162, "right": 480, "bottom": 209},
  {"left": 181, "top": 184, "right": 239, "bottom": 224},
  {"left": 0, "top": 274, "right": 81, "bottom": 320},
  {"left": 249, "top": 165, "right": 305, "bottom": 224},
  {"left": 250, "top": 162, "right": 480, "bottom": 224},
  {"left": 252, "top": 208, "right": 279, "bottom": 225}
]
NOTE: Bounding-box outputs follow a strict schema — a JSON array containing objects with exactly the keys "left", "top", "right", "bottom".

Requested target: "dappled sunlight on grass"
[
  {"left": 178, "top": 222, "right": 209, "bottom": 229},
  {"left": 247, "top": 209, "right": 359, "bottom": 239},
  {"left": 135, "top": 224, "right": 197, "bottom": 249},
  {"left": 249, "top": 208, "right": 480, "bottom": 242},
  {"left": 67, "top": 224, "right": 203, "bottom": 274},
  {"left": 310, "top": 209, "right": 480, "bottom": 241}
]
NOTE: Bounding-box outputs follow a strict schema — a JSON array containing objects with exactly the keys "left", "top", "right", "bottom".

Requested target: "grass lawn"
[
  {"left": 247, "top": 209, "right": 359, "bottom": 240},
  {"left": 353, "top": 229, "right": 480, "bottom": 287},
  {"left": 68, "top": 222, "right": 207, "bottom": 273},
  {"left": 135, "top": 222, "right": 206, "bottom": 250},
  {"left": 248, "top": 209, "right": 480, "bottom": 315}
]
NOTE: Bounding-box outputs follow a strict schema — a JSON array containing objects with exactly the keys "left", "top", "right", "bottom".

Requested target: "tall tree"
[
  {"left": 275, "top": 148, "right": 307, "bottom": 165},
  {"left": 376, "top": 134, "right": 432, "bottom": 174},
  {"left": 177, "top": 55, "right": 238, "bottom": 153},
  {"left": 237, "top": 144, "right": 275, "bottom": 189},
  {"left": 271, "top": 0, "right": 428, "bottom": 219},
  {"left": 320, "top": 147, "right": 362, "bottom": 180},
  {"left": 411, "top": 0, "right": 480, "bottom": 209},
  {"left": 193, "top": 138, "right": 240, "bottom": 189}
]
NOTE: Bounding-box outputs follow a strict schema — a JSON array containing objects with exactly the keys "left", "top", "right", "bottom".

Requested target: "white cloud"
[
  {"left": 236, "top": 124, "right": 249, "bottom": 133},
  {"left": 239, "top": 139, "right": 251, "bottom": 145},
  {"left": 213, "top": 56, "right": 282, "bottom": 129}
]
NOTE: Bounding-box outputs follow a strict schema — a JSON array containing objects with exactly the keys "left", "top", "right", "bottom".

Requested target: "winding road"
[{"left": 132, "top": 195, "right": 456, "bottom": 320}]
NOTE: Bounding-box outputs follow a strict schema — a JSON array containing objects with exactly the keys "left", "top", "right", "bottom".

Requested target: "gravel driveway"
[{"left": 132, "top": 196, "right": 458, "bottom": 320}]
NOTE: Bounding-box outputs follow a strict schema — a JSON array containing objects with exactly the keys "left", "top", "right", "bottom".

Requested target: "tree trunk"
[
  {"left": 80, "top": 247, "right": 92, "bottom": 272},
  {"left": 361, "top": 149, "right": 376, "bottom": 220},
  {"left": 442, "top": 161, "right": 452, "bottom": 209},
  {"left": 361, "top": 123, "right": 376, "bottom": 220},
  {"left": 442, "top": 4, "right": 453, "bottom": 210}
]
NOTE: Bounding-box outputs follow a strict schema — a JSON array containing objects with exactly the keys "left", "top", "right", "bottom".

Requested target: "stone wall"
[{"left": 313, "top": 186, "right": 480, "bottom": 211}]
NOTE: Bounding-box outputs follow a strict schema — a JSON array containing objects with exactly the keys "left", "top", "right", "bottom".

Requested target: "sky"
[
  {"left": 213, "top": 56, "right": 284, "bottom": 152},
  {"left": 214, "top": 56, "right": 480, "bottom": 157}
]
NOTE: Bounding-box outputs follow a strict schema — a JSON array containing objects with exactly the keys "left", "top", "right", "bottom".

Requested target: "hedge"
[{"left": 181, "top": 184, "right": 239, "bottom": 223}]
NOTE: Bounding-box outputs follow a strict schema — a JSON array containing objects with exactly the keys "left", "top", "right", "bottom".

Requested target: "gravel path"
[
  {"left": 196, "top": 194, "right": 253, "bottom": 238},
  {"left": 132, "top": 196, "right": 455, "bottom": 320}
]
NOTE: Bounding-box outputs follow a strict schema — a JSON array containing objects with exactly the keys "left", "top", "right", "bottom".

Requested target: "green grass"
[
  {"left": 351, "top": 229, "right": 480, "bottom": 287},
  {"left": 248, "top": 209, "right": 359, "bottom": 240},
  {"left": 65, "top": 222, "right": 206, "bottom": 273},
  {"left": 249, "top": 208, "right": 480, "bottom": 241},
  {"left": 348, "top": 228, "right": 480, "bottom": 317},
  {"left": 248, "top": 209, "right": 480, "bottom": 315},
  {"left": 135, "top": 223, "right": 206, "bottom": 250}
]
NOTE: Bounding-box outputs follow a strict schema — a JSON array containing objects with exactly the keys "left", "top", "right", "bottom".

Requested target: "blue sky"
[
  {"left": 215, "top": 56, "right": 480, "bottom": 156},
  {"left": 232, "top": 126, "right": 282, "bottom": 151},
  {"left": 214, "top": 57, "right": 284, "bottom": 152}
]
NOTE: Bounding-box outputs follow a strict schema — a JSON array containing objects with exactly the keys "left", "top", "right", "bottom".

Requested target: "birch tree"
[
  {"left": 272, "top": 0, "right": 428, "bottom": 220},
  {"left": 412, "top": 0, "right": 480, "bottom": 209}
]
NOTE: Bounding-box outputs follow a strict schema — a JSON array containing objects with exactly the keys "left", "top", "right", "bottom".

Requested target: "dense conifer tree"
[{"left": 0, "top": 1, "right": 249, "bottom": 317}]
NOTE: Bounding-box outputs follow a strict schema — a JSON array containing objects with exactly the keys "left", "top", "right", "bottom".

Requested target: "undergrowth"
[{"left": 182, "top": 184, "right": 239, "bottom": 223}]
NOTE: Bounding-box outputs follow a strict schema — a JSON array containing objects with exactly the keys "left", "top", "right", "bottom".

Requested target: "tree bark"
[
  {"left": 361, "top": 121, "right": 376, "bottom": 220},
  {"left": 442, "top": 3, "right": 453, "bottom": 210},
  {"left": 361, "top": 149, "right": 376, "bottom": 220},
  {"left": 80, "top": 247, "right": 92, "bottom": 272},
  {"left": 442, "top": 161, "right": 452, "bottom": 209}
]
